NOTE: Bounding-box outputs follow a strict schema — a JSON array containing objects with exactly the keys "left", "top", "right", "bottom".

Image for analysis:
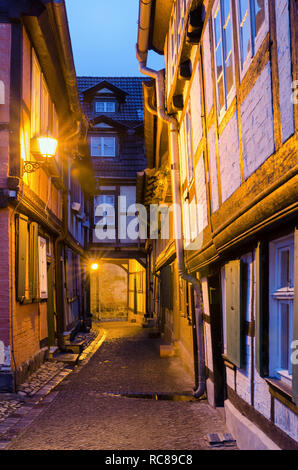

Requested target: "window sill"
[
  {"left": 222, "top": 354, "right": 236, "bottom": 371},
  {"left": 265, "top": 378, "right": 298, "bottom": 416}
]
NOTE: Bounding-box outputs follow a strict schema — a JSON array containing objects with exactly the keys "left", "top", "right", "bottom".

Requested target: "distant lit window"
[
  {"left": 95, "top": 101, "right": 116, "bottom": 113},
  {"left": 237, "top": 0, "right": 266, "bottom": 69},
  {"left": 94, "top": 194, "right": 115, "bottom": 226},
  {"left": 91, "top": 136, "right": 116, "bottom": 157},
  {"left": 212, "top": 0, "right": 235, "bottom": 116}
]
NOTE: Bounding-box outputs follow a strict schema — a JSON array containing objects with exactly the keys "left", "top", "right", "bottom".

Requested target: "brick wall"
[
  {"left": 0, "top": 209, "right": 10, "bottom": 371},
  {"left": 10, "top": 210, "right": 40, "bottom": 368}
]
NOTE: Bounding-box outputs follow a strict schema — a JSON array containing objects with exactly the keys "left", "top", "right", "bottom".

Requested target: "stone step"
[
  {"left": 49, "top": 353, "right": 79, "bottom": 366},
  {"left": 63, "top": 340, "right": 85, "bottom": 354}
]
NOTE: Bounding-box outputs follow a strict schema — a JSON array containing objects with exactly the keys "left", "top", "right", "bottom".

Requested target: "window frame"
[
  {"left": 94, "top": 100, "right": 116, "bottom": 114},
  {"left": 269, "top": 234, "right": 295, "bottom": 385},
  {"left": 236, "top": 0, "right": 269, "bottom": 81},
  {"left": 212, "top": 0, "right": 236, "bottom": 121},
  {"left": 90, "top": 134, "right": 117, "bottom": 157}
]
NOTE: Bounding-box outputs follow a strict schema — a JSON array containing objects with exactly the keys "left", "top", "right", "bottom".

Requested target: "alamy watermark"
[{"left": 94, "top": 196, "right": 203, "bottom": 251}]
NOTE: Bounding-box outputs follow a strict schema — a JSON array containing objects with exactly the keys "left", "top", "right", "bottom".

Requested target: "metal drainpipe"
[{"left": 136, "top": 53, "right": 206, "bottom": 398}]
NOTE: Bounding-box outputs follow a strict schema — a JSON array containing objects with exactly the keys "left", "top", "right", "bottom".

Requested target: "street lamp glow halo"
[{"left": 91, "top": 263, "right": 99, "bottom": 271}]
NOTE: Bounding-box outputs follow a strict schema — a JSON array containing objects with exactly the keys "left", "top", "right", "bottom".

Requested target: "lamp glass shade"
[{"left": 37, "top": 136, "right": 58, "bottom": 158}]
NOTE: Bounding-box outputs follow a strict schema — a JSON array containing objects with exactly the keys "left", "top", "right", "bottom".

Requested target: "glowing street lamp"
[
  {"left": 37, "top": 136, "right": 58, "bottom": 159},
  {"left": 24, "top": 135, "right": 58, "bottom": 174},
  {"left": 90, "top": 263, "right": 99, "bottom": 271}
]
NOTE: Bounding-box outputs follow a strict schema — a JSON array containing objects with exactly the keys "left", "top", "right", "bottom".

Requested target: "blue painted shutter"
[
  {"left": 225, "top": 260, "right": 242, "bottom": 368},
  {"left": 16, "top": 214, "right": 28, "bottom": 301},
  {"left": 293, "top": 228, "right": 298, "bottom": 404}
]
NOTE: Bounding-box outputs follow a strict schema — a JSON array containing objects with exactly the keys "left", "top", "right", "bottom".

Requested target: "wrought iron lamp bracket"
[{"left": 23, "top": 160, "right": 46, "bottom": 174}]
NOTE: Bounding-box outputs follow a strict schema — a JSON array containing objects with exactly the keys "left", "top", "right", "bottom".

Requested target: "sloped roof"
[{"left": 77, "top": 76, "right": 150, "bottom": 126}]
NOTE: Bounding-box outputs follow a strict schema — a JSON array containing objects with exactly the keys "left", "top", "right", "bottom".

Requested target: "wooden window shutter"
[
  {"left": 29, "top": 222, "right": 39, "bottom": 300},
  {"left": 16, "top": 214, "right": 28, "bottom": 301},
  {"left": 293, "top": 228, "right": 298, "bottom": 404},
  {"left": 225, "top": 260, "right": 242, "bottom": 368}
]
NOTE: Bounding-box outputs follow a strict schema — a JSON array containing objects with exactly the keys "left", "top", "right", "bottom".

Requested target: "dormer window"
[{"left": 95, "top": 100, "right": 116, "bottom": 113}]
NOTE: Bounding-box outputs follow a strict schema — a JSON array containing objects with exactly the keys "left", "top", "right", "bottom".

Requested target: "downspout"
[{"left": 136, "top": 50, "right": 205, "bottom": 398}]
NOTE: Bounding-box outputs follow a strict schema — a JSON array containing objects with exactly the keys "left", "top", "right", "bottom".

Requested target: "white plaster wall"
[
  {"left": 275, "top": 0, "right": 295, "bottom": 143},
  {"left": 274, "top": 399, "right": 298, "bottom": 441},
  {"left": 194, "top": 153, "right": 208, "bottom": 232},
  {"left": 218, "top": 112, "right": 241, "bottom": 202},
  {"left": 189, "top": 62, "right": 203, "bottom": 154},
  {"left": 207, "top": 125, "right": 219, "bottom": 212},
  {"left": 253, "top": 355, "right": 272, "bottom": 421},
  {"left": 226, "top": 367, "right": 235, "bottom": 390},
  {"left": 241, "top": 63, "right": 275, "bottom": 179}
]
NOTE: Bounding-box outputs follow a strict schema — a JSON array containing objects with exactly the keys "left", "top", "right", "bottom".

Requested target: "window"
[
  {"left": 213, "top": 0, "right": 235, "bottom": 116},
  {"left": 94, "top": 194, "right": 116, "bottom": 226},
  {"left": 95, "top": 101, "right": 116, "bottom": 113},
  {"left": 90, "top": 136, "right": 116, "bottom": 157},
  {"left": 269, "top": 235, "right": 294, "bottom": 384},
  {"left": 237, "top": 0, "right": 266, "bottom": 71}
]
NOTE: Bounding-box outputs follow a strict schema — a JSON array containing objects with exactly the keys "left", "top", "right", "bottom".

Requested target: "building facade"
[
  {"left": 0, "top": 0, "right": 93, "bottom": 391},
  {"left": 77, "top": 77, "right": 148, "bottom": 323},
  {"left": 137, "top": 0, "right": 298, "bottom": 449}
]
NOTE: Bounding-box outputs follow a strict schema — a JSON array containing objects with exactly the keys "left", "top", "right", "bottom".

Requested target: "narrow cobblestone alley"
[{"left": 6, "top": 322, "right": 235, "bottom": 450}]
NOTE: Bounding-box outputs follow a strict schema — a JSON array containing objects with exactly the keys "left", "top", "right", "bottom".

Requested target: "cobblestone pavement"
[
  {"left": 7, "top": 322, "right": 237, "bottom": 450},
  {"left": 0, "top": 325, "right": 104, "bottom": 445}
]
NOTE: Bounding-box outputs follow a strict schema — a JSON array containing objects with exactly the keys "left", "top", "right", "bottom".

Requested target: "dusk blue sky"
[{"left": 65, "top": 0, "right": 165, "bottom": 77}]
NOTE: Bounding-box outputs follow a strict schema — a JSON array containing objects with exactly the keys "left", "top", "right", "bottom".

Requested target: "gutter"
[{"left": 136, "top": 5, "right": 205, "bottom": 398}]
